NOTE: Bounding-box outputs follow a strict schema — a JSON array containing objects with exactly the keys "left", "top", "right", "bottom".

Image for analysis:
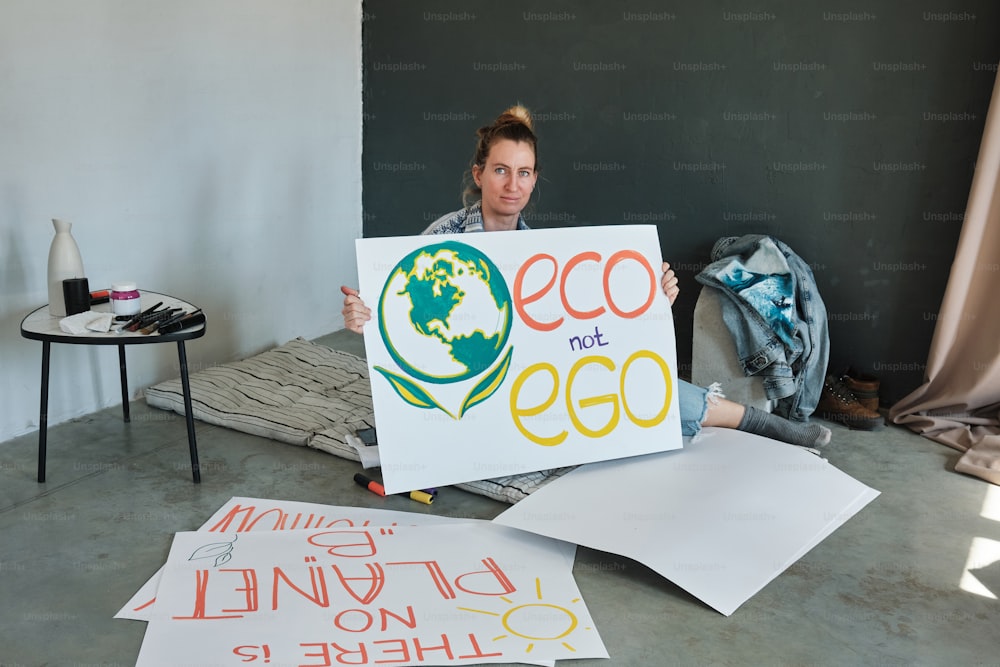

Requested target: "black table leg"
[
  {"left": 37, "top": 341, "right": 50, "bottom": 483},
  {"left": 118, "top": 344, "right": 130, "bottom": 423},
  {"left": 177, "top": 340, "right": 201, "bottom": 483}
]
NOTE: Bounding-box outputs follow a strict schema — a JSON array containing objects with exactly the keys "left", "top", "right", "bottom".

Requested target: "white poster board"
[
  {"left": 356, "top": 225, "right": 682, "bottom": 494},
  {"left": 117, "top": 497, "right": 465, "bottom": 621},
  {"left": 494, "top": 428, "right": 881, "bottom": 616},
  {"left": 135, "top": 522, "right": 606, "bottom": 666}
]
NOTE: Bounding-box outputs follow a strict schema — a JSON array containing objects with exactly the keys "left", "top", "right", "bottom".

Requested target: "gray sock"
[{"left": 737, "top": 406, "right": 832, "bottom": 448}]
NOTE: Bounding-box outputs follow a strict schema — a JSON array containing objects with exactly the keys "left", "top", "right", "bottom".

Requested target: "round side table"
[{"left": 20, "top": 290, "right": 207, "bottom": 483}]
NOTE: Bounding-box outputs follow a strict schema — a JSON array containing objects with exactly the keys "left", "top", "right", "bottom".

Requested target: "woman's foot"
[{"left": 737, "top": 406, "right": 832, "bottom": 448}]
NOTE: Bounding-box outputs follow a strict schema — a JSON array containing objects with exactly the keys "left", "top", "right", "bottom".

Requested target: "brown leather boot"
[
  {"left": 816, "top": 374, "right": 884, "bottom": 430},
  {"left": 843, "top": 369, "right": 880, "bottom": 412}
]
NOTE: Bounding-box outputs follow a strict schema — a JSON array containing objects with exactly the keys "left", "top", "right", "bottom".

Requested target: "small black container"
[{"left": 62, "top": 277, "right": 91, "bottom": 316}]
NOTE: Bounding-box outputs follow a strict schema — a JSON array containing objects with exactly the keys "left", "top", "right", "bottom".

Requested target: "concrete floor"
[{"left": 2, "top": 330, "right": 999, "bottom": 666}]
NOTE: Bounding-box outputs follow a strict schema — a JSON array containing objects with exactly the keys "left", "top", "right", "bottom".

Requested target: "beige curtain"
[{"left": 890, "top": 70, "right": 1000, "bottom": 486}]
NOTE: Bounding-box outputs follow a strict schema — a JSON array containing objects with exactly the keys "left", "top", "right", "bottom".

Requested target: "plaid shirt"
[{"left": 420, "top": 200, "right": 531, "bottom": 235}]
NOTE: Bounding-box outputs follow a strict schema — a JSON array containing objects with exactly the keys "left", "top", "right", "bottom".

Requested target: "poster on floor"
[
  {"left": 493, "top": 428, "right": 881, "bottom": 616},
  {"left": 135, "top": 522, "right": 605, "bottom": 666},
  {"left": 116, "top": 497, "right": 470, "bottom": 621},
  {"left": 355, "top": 224, "right": 682, "bottom": 494}
]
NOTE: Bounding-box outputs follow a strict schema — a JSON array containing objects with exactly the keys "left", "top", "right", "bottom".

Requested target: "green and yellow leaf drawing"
[
  {"left": 374, "top": 366, "right": 456, "bottom": 419},
  {"left": 458, "top": 346, "right": 513, "bottom": 418}
]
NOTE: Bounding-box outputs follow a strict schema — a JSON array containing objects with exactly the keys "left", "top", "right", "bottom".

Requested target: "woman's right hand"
[{"left": 340, "top": 285, "right": 371, "bottom": 334}]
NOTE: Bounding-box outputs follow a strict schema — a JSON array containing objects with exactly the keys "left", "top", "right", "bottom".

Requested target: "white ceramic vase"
[{"left": 47, "top": 218, "right": 85, "bottom": 316}]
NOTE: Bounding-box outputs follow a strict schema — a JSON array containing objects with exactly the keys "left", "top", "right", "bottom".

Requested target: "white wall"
[{"left": 0, "top": 0, "right": 362, "bottom": 442}]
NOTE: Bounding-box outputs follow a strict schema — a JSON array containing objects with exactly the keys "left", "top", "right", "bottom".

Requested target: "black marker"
[{"left": 115, "top": 301, "right": 162, "bottom": 334}]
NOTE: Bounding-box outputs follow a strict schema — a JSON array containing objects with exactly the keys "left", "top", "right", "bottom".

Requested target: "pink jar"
[{"left": 110, "top": 282, "right": 141, "bottom": 316}]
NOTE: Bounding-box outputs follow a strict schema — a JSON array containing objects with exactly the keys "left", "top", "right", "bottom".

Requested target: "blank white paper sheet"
[{"left": 494, "top": 427, "right": 880, "bottom": 616}]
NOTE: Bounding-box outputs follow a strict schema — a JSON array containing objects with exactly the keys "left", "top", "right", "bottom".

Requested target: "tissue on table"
[{"left": 59, "top": 310, "right": 113, "bottom": 334}]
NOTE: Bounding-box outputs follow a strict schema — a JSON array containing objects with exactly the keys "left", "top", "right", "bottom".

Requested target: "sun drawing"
[{"left": 457, "top": 577, "right": 593, "bottom": 654}]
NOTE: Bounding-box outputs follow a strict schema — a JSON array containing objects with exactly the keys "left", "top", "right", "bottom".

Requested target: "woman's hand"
[
  {"left": 661, "top": 262, "right": 679, "bottom": 306},
  {"left": 340, "top": 285, "right": 371, "bottom": 334}
]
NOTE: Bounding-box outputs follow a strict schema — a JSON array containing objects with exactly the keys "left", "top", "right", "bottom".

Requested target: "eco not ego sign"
[{"left": 508, "top": 249, "right": 673, "bottom": 447}]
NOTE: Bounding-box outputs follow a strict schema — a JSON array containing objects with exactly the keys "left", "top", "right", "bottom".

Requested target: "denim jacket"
[{"left": 695, "top": 235, "right": 829, "bottom": 421}]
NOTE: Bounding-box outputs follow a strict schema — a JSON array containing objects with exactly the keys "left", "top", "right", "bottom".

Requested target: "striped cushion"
[{"left": 144, "top": 337, "right": 567, "bottom": 503}]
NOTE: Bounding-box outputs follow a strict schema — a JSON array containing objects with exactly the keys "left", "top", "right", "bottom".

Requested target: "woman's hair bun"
[{"left": 500, "top": 104, "right": 533, "bottom": 131}]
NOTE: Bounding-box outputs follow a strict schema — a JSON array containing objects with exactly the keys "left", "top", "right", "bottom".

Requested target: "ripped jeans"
[{"left": 677, "top": 379, "right": 722, "bottom": 437}]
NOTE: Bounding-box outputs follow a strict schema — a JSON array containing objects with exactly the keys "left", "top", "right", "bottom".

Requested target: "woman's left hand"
[{"left": 661, "top": 262, "right": 680, "bottom": 306}]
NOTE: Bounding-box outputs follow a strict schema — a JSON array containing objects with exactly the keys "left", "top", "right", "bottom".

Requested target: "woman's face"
[{"left": 472, "top": 138, "right": 537, "bottom": 223}]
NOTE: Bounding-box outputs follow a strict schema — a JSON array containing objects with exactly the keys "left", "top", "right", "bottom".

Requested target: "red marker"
[
  {"left": 353, "top": 472, "right": 385, "bottom": 497},
  {"left": 352, "top": 473, "right": 434, "bottom": 504}
]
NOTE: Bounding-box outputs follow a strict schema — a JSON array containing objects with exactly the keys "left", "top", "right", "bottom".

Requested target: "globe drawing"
[{"left": 377, "top": 241, "right": 512, "bottom": 385}]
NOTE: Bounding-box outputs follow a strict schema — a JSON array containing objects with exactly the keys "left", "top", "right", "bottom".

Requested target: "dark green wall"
[{"left": 361, "top": 1, "right": 999, "bottom": 405}]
